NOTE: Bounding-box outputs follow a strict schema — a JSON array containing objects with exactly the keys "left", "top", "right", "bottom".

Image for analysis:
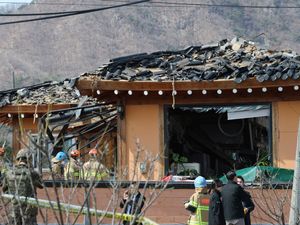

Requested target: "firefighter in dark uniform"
[
  {"left": 2, "top": 148, "right": 43, "bottom": 225},
  {"left": 185, "top": 176, "right": 210, "bottom": 225}
]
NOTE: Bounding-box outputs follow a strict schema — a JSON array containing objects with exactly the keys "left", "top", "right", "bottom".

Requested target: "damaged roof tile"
[
  {"left": 0, "top": 78, "right": 98, "bottom": 108},
  {"left": 81, "top": 37, "right": 300, "bottom": 83}
]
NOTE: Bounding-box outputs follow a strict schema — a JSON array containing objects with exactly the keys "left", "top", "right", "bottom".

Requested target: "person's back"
[
  {"left": 51, "top": 151, "right": 67, "bottom": 179},
  {"left": 4, "top": 164, "right": 34, "bottom": 197},
  {"left": 221, "top": 171, "right": 250, "bottom": 225},
  {"left": 83, "top": 158, "right": 107, "bottom": 180},
  {"left": 2, "top": 148, "right": 43, "bottom": 225},
  {"left": 185, "top": 176, "right": 210, "bottom": 225},
  {"left": 208, "top": 179, "right": 225, "bottom": 225},
  {"left": 83, "top": 148, "right": 108, "bottom": 180},
  {"left": 221, "top": 180, "right": 245, "bottom": 220}
]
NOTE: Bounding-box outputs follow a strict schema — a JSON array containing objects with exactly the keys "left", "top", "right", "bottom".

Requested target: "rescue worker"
[
  {"left": 64, "top": 149, "right": 82, "bottom": 180},
  {"left": 184, "top": 176, "right": 210, "bottom": 225},
  {"left": 2, "top": 148, "right": 43, "bottom": 225},
  {"left": 82, "top": 148, "right": 108, "bottom": 180},
  {"left": 0, "top": 147, "right": 6, "bottom": 178},
  {"left": 51, "top": 151, "right": 67, "bottom": 179}
]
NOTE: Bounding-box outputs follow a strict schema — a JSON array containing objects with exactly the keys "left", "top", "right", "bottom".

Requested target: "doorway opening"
[{"left": 165, "top": 104, "right": 271, "bottom": 178}]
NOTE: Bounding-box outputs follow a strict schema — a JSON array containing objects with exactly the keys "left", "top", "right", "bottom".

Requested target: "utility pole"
[
  {"left": 12, "top": 71, "right": 16, "bottom": 89},
  {"left": 289, "top": 118, "right": 300, "bottom": 225}
]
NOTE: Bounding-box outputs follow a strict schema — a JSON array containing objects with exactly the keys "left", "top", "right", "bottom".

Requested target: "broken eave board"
[
  {"left": 0, "top": 104, "right": 74, "bottom": 114},
  {"left": 77, "top": 77, "right": 300, "bottom": 92}
]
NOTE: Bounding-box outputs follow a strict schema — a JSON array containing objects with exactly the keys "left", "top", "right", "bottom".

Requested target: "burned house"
[
  {"left": 77, "top": 38, "right": 300, "bottom": 180},
  {"left": 1, "top": 37, "right": 300, "bottom": 180},
  {"left": 0, "top": 80, "right": 117, "bottom": 173}
]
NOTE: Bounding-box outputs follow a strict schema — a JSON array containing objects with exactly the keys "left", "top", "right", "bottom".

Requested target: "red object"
[
  {"left": 0, "top": 147, "right": 4, "bottom": 156},
  {"left": 200, "top": 198, "right": 210, "bottom": 206},
  {"left": 162, "top": 175, "right": 172, "bottom": 181},
  {"left": 89, "top": 148, "right": 98, "bottom": 155},
  {"left": 70, "top": 149, "right": 80, "bottom": 157}
]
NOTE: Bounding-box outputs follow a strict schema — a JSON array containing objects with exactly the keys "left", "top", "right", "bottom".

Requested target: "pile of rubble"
[
  {"left": 0, "top": 78, "right": 98, "bottom": 107},
  {"left": 82, "top": 37, "right": 300, "bottom": 83}
]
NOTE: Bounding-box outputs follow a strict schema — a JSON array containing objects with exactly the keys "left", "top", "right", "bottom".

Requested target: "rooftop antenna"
[{"left": 250, "top": 32, "right": 266, "bottom": 41}]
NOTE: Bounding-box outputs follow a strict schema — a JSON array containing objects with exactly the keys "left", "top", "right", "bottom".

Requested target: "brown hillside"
[{"left": 0, "top": 0, "right": 300, "bottom": 90}]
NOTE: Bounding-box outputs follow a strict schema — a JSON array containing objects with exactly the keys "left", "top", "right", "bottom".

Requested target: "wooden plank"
[
  {"left": 122, "top": 88, "right": 300, "bottom": 105},
  {"left": 0, "top": 104, "right": 73, "bottom": 114},
  {"left": 77, "top": 78, "right": 300, "bottom": 91}
]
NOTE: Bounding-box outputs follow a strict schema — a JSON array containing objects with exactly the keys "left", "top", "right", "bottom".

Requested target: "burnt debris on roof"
[
  {"left": 82, "top": 37, "right": 300, "bottom": 83},
  {"left": 0, "top": 77, "right": 98, "bottom": 108}
]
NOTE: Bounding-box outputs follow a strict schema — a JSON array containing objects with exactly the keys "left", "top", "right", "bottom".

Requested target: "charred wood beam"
[
  {"left": 49, "top": 108, "right": 116, "bottom": 129},
  {"left": 64, "top": 122, "right": 117, "bottom": 153},
  {"left": 63, "top": 115, "right": 117, "bottom": 139},
  {"left": 78, "top": 126, "right": 117, "bottom": 153}
]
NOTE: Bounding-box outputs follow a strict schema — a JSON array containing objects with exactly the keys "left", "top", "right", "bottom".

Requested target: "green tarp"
[{"left": 219, "top": 166, "right": 294, "bottom": 184}]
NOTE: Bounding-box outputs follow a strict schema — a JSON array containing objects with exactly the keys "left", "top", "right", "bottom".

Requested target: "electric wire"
[
  {"left": 0, "top": 0, "right": 149, "bottom": 25},
  {"left": 2, "top": 0, "right": 300, "bottom": 9}
]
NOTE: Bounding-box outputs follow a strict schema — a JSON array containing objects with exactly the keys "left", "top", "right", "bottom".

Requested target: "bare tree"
[{"left": 0, "top": 106, "right": 168, "bottom": 225}]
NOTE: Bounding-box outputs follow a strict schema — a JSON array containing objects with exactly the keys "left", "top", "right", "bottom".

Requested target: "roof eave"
[{"left": 77, "top": 77, "right": 300, "bottom": 92}]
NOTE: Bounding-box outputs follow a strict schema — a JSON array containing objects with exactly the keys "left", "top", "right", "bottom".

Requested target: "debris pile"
[
  {"left": 0, "top": 78, "right": 98, "bottom": 107},
  {"left": 44, "top": 103, "right": 117, "bottom": 156},
  {"left": 82, "top": 37, "right": 300, "bottom": 83}
]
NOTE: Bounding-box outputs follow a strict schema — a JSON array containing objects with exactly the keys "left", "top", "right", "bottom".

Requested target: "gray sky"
[
  {"left": 0, "top": 0, "right": 31, "bottom": 2},
  {"left": 0, "top": 0, "right": 31, "bottom": 9},
  {"left": 0, "top": 0, "right": 31, "bottom": 5}
]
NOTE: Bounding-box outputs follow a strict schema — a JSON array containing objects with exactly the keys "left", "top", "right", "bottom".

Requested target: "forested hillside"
[{"left": 1, "top": 0, "right": 300, "bottom": 89}]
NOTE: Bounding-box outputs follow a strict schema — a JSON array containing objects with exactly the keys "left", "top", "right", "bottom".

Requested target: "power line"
[
  {"left": 0, "top": 1, "right": 146, "bottom": 16},
  {"left": 0, "top": 0, "right": 149, "bottom": 25},
  {"left": 152, "top": 1, "right": 300, "bottom": 9},
  {"left": 2, "top": 0, "right": 300, "bottom": 9},
  {"left": 0, "top": 5, "right": 112, "bottom": 16}
]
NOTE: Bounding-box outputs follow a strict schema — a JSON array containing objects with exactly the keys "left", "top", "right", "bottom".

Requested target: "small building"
[
  {"left": 76, "top": 38, "right": 300, "bottom": 180},
  {"left": 0, "top": 38, "right": 298, "bottom": 224},
  {"left": 1, "top": 38, "right": 300, "bottom": 180}
]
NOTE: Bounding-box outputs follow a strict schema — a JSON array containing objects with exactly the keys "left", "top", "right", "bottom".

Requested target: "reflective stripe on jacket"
[
  {"left": 186, "top": 190, "right": 210, "bottom": 225},
  {"left": 64, "top": 158, "right": 81, "bottom": 180},
  {"left": 82, "top": 159, "right": 108, "bottom": 180}
]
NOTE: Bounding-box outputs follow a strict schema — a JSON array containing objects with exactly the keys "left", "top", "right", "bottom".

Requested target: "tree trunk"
[{"left": 289, "top": 119, "right": 300, "bottom": 225}]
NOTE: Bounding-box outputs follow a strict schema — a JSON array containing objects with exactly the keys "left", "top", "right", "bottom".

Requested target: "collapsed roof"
[
  {"left": 0, "top": 78, "right": 98, "bottom": 108},
  {"left": 81, "top": 37, "right": 300, "bottom": 83},
  {"left": 1, "top": 37, "right": 300, "bottom": 109}
]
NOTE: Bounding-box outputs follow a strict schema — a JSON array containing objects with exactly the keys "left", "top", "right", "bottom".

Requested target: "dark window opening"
[{"left": 165, "top": 104, "right": 271, "bottom": 178}]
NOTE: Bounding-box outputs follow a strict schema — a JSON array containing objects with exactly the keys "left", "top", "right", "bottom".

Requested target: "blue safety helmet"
[
  {"left": 194, "top": 176, "right": 207, "bottom": 188},
  {"left": 55, "top": 151, "right": 67, "bottom": 161}
]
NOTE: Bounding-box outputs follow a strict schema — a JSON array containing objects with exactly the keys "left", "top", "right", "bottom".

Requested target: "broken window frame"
[{"left": 163, "top": 102, "right": 273, "bottom": 177}]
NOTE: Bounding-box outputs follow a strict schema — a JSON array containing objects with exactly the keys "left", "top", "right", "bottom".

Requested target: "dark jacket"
[
  {"left": 120, "top": 191, "right": 146, "bottom": 225},
  {"left": 221, "top": 180, "right": 252, "bottom": 221},
  {"left": 208, "top": 190, "right": 225, "bottom": 225},
  {"left": 243, "top": 190, "right": 255, "bottom": 225}
]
